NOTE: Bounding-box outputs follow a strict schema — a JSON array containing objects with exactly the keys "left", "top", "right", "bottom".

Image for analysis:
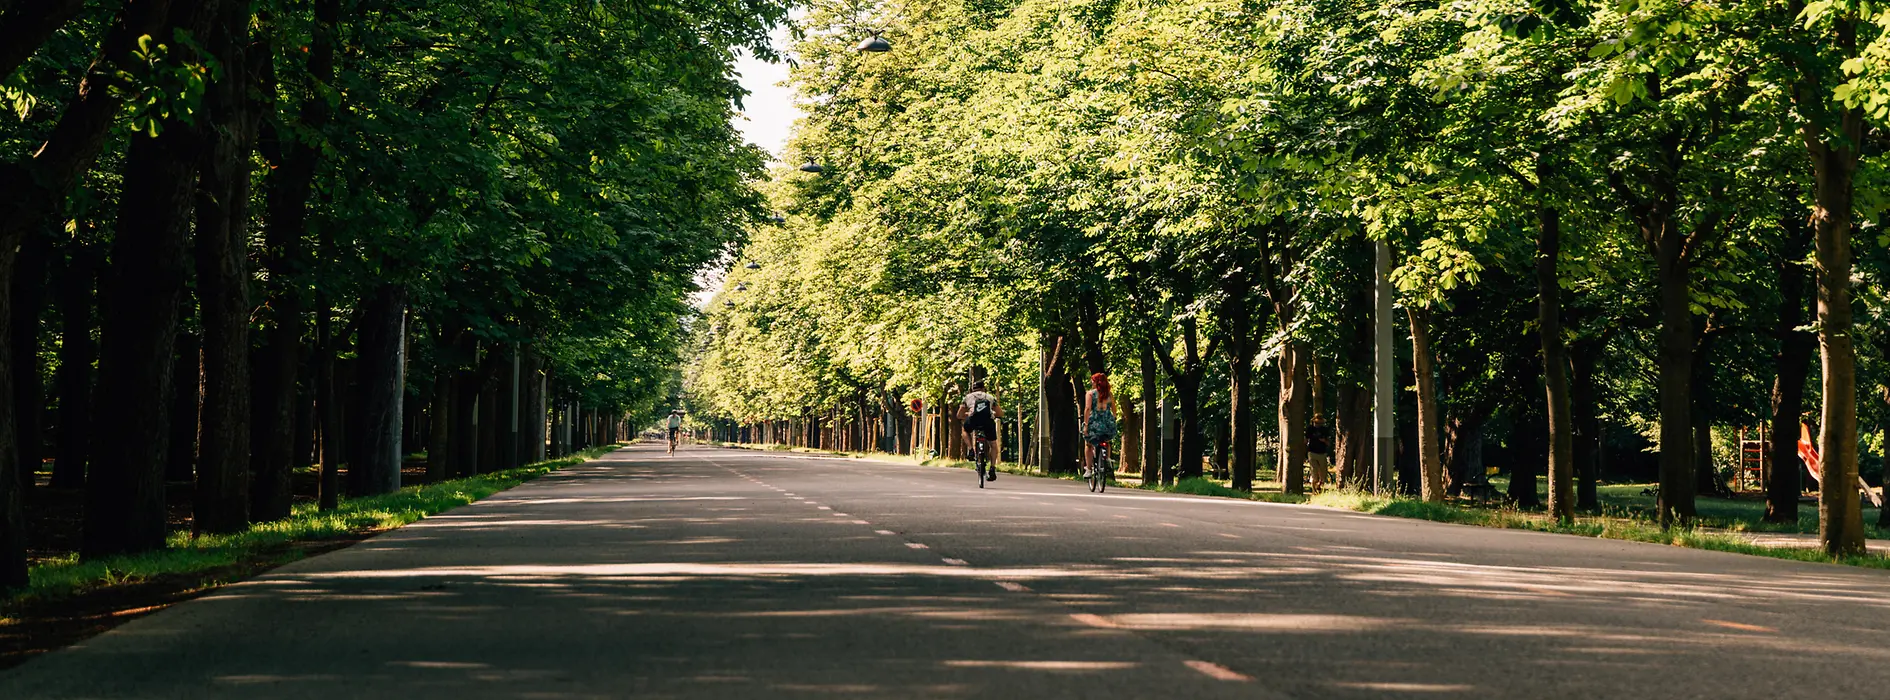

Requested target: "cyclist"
[
  {"left": 957, "top": 380, "right": 1002, "bottom": 481},
  {"left": 1081, "top": 373, "right": 1117, "bottom": 477},
  {"left": 666, "top": 409, "right": 685, "bottom": 455}
]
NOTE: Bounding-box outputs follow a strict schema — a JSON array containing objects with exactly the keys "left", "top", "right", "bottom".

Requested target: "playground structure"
[{"left": 1739, "top": 423, "right": 1882, "bottom": 506}]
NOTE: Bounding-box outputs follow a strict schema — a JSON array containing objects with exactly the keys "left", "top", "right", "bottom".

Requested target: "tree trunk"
[
  {"left": 1534, "top": 202, "right": 1575, "bottom": 520},
  {"left": 1121, "top": 397, "right": 1141, "bottom": 479},
  {"left": 1408, "top": 307, "right": 1445, "bottom": 503},
  {"left": 1140, "top": 341, "right": 1159, "bottom": 486},
  {"left": 51, "top": 240, "right": 99, "bottom": 490},
  {"left": 515, "top": 349, "right": 542, "bottom": 466},
  {"left": 1654, "top": 231, "right": 1697, "bottom": 526},
  {"left": 0, "top": 216, "right": 26, "bottom": 587},
  {"left": 1277, "top": 341, "right": 1308, "bottom": 494},
  {"left": 315, "top": 300, "right": 341, "bottom": 510},
  {"left": 192, "top": 0, "right": 256, "bottom": 532},
  {"left": 1509, "top": 413, "right": 1546, "bottom": 509},
  {"left": 254, "top": 0, "right": 339, "bottom": 519},
  {"left": 1161, "top": 318, "right": 1210, "bottom": 481},
  {"left": 478, "top": 364, "right": 500, "bottom": 474},
  {"left": 1445, "top": 415, "right": 1485, "bottom": 496},
  {"left": 84, "top": 23, "right": 214, "bottom": 556},
  {"left": 1038, "top": 333, "right": 1077, "bottom": 474},
  {"left": 1571, "top": 341, "right": 1603, "bottom": 511},
  {"left": 428, "top": 370, "right": 452, "bottom": 482},
  {"left": 349, "top": 285, "right": 405, "bottom": 496},
  {"left": 1693, "top": 401, "right": 1716, "bottom": 497},
  {"left": 1806, "top": 83, "right": 1867, "bottom": 556},
  {"left": 1227, "top": 341, "right": 1256, "bottom": 492},
  {"left": 1223, "top": 297, "right": 1260, "bottom": 492},
  {"left": 165, "top": 327, "right": 200, "bottom": 483},
  {"left": 10, "top": 230, "right": 51, "bottom": 492},
  {"left": 450, "top": 337, "right": 479, "bottom": 477}
]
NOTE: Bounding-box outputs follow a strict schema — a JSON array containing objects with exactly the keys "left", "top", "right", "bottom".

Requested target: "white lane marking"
[
  {"left": 817, "top": 506, "right": 832, "bottom": 510},
  {"left": 1160, "top": 523, "right": 1180, "bottom": 528},
  {"left": 941, "top": 558, "right": 968, "bottom": 566},
  {"left": 852, "top": 520, "right": 871, "bottom": 525},
  {"left": 995, "top": 581, "right": 1029, "bottom": 592},
  {"left": 905, "top": 543, "right": 929, "bottom": 549},
  {"left": 1219, "top": 533, "right": 1240, "bottom": 539},
  {"left": 1184, "top": 660, "right": 1251, "bottom": 682},
  {"left": 1069, "top": 613, "right": 1117, "bottom": 628},
  {"left": 832, "top": 512, "right": 849, "bottom": 517},
  {"left": 874, "top": 530, "right": 896, "bottom": 536}
]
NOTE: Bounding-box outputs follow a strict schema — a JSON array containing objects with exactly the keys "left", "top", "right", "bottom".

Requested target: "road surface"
[{"left": 4, "top": 444, "right": 1888, "bottom": 698}]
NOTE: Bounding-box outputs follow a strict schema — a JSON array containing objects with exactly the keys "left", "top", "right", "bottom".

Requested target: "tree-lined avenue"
[{"left": 2, "top": 444, "right": 1884, "bottom": 698}]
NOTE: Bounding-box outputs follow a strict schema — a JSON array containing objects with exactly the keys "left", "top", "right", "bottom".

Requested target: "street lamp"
[
  {"left": 723, "top": 300, "right": 735, "bottom": 308},
  {"left": 735, "top": 282, "right": 747, "bottom": 292},
  {"left": 770, "top": 213, "right": 786, "bottom": 224},
  {"left": 744, "top": 261, "right": 761, "bottom": 270},
  {"left": 799, "top": 160, "right": 825, "bottom": 174},
  {"left": 856, "top": 31, "right": 891, "bottom": 53}
]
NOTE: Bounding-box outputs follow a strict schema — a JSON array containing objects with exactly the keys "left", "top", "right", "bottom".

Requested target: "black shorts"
[
  {"left": 963, "top": 415, "right": 996, "bottom": 440},
  {"left": 667, "top": 427, "right": 679, "bottom": 439}
]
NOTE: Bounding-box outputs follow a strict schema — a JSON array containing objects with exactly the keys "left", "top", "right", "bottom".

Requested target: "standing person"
[
  {"left": 1082, "top": 373, "right": 1118, "bottom": 476},
  {"left": 667, "top": 409, "right": 685, "bottom": 455},
  {"left": 1306, "top": 415, "right": 1333, "bottom": 490},
  {"left": 957, "top": 381, "right": 1002, "bottom": 481}
]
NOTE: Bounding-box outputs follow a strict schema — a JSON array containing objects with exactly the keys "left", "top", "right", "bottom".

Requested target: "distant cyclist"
[
  {"left": 957, "top": 380, "right": 1002, "bottom": 481},
  {"left": 666, "top": 409, "right": 685, "bottom": 455},
  {"left": 1081, "top": 373, "right": 1117, "bottom": 474}
]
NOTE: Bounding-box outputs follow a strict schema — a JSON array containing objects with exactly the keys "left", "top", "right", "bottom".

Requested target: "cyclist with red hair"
[{"left": 1081, "top": 373, "right": 1118, "bottom": 474}]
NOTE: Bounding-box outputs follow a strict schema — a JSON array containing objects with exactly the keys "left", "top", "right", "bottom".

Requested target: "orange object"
[{"left": 1797, "top": 423, "right": 1821, "bottom": 480}]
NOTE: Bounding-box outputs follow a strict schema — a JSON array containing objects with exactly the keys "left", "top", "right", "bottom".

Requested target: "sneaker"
[{"left": 986, "top": 469, "right": 996, "bottom": 481}]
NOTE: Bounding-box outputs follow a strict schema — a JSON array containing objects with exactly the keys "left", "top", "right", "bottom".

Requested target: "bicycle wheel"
[
  {"left": 976, "top": 446, "right": 986, "bottom": 488},
  {"left": 1098, "top": 453, "right": 1107, "bottom": 493}
]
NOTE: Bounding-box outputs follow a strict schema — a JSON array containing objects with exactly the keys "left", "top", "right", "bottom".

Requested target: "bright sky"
[
  {"left": 694, "top": 27, "right": 800, "bottom": 310},
  {"left": 732, "top": 27, "right": 801, "bottom": 162}
]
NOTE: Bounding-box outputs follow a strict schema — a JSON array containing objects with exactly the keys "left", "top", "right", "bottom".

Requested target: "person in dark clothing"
[{"left": 1306, "top": 416, "right": 1333, "bottom": 490}]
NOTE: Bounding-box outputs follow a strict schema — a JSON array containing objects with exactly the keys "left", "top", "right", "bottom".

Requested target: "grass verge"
[
  {"left": 1308, "top": 489, "right": 1890, "bottom": 570},
  {"left": 10, "top": 444, "right": 620, "bottom": 605},
  {"left": 1158, "top": 477, "right": 1309, "bottom": 504}
]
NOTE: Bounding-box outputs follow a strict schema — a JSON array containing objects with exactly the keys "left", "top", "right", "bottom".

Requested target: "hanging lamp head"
[
  {"left": 799, "top": 160, "right": 826, "bottom": 174},
  {"left": 856, "top": 31, "right": 891, "bottom": 53},
  {"left": 744, "top": 261, "right": 761, "bottom": 270}
]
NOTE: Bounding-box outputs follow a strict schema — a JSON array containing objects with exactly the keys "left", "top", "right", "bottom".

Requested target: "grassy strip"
[
  {"left": 1308, "top": 489, "right": 1890, "bottom": 570},
  {"left": 11, "top": 445, "right": 621, "bottom": 604},
  {"left": 1157, "top": 477, "right": 1309, "bottom": 504}
]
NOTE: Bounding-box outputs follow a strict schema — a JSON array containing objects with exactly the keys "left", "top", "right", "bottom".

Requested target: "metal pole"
[
  {"left": 1374, "top": 239, "right": 1395, "bottom": 494},
  {"left": 510, "top": 342, "right": 520, "bottom": 467}
]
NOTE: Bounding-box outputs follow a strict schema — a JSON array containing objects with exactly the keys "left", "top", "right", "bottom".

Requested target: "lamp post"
[{"left": 1374, "top": 239, "right": 1394, "bottom": 494}]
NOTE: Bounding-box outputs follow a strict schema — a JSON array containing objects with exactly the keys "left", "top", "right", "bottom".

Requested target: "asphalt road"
[{"left": 5, "top": 444, "right": 1889, "bottom": 699}]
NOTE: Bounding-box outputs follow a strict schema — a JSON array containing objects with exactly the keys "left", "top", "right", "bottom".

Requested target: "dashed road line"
[{"left": 1184, "top": 660, "right": 1251, "bottom": 682}]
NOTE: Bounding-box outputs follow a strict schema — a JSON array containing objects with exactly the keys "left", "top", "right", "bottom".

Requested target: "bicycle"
[
  {"left": 972, "top": 431, "right": 993, "bottom": 488},
  {"left": 1086, "top": 440, "right": 1110, "bottom": 493}
]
